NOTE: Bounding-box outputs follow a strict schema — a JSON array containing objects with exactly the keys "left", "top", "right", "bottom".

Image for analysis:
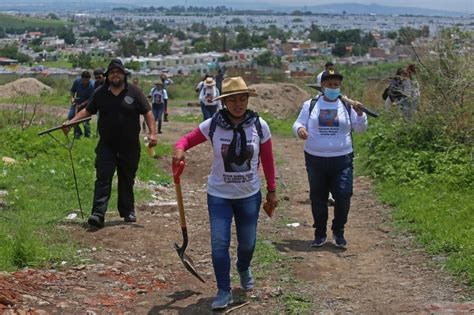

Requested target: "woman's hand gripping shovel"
[{"left": 172, "top": 161, "right": 205, "bottom": 283}]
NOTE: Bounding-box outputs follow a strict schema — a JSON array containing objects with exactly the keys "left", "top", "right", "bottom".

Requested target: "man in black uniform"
[{"left": 64, "top": 59, "right": 157, "bottom": 228}]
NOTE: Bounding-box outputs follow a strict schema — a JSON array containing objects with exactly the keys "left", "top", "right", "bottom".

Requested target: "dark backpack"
[{"left": 208, "top": 114, "right": 263, "bottom": 145}]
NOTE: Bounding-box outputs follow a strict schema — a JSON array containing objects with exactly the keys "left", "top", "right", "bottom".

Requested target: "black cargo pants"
[{"left": 91, "top": 144, "right": 140, "bottom": 219}]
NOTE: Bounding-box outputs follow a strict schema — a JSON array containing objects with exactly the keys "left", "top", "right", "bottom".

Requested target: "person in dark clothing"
[
  {"left": 215, "top": 67, "right": 225, "bottom": 94},
  {"left": 63, "top": 59, "right": 157, "bottom": 228},
  {"left": 93, "top": 68, "right": 106, "bottom": 137},
  {"left": 69, "top": 71, "right": 95, "bottom": 138},
  {"left": 160, "top": 73, "right": 173, "bottom": 122},
  {"left": 93, "top": 67, "right": 105, "bottom": 89},
  {"left": 384, "top": 68, "right": 407, "bottom": 109}
]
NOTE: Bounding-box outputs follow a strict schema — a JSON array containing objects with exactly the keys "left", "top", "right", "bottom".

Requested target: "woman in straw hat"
[
  {"left": 173, "top": 76, "right": 278, "bottom": 310},
  {"left": 198, "top": 76, "right": 222, "bottom": 120}
]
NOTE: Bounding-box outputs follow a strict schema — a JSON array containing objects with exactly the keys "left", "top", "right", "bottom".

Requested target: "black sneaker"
[
  {"left": 333, "top": 233, "right": 347, "bottom": 248},
  {"left": 124, "top": 214, "right": 136, "bottom": 223},
  {"left": 310, "top": 236, "right": 327, "bottom": 247},
  {"left": 88, "top": 214, "right": 104, "bottom": 228}
]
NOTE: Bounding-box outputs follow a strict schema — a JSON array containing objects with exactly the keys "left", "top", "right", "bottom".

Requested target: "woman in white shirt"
[
  {"left": 173, "top": 77, "right": 278, "bottom": 311},
  {"left": 199, "top": 77, "right": 222, "bottom": 120},
  {"left": 293, "top": 70, "right": 368, "bottom": 249}
]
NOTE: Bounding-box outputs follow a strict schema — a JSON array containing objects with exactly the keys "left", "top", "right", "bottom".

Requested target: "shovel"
[
  {"left": 38, "top": 117, "right": 92, "bottom": 219},
  {"left": 172, "top": 160, "right": 205, "bottom": 283}
]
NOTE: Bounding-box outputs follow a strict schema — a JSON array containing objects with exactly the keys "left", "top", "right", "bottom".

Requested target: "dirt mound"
[
  {"left": 248, "top": 83, "right": 311, "bottom": 119},
  {"left": 0, "top": 78, "right": 52, "bottom": 98}
]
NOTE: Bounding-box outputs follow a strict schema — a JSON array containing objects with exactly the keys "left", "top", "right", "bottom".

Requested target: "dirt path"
[{"left": 1, "top": 106, "right": 473, "bottom": 314}]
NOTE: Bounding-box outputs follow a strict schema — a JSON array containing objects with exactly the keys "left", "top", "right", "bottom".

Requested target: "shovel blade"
[{"left": 174, "top": 243, "right": 206, "bottom": 283}]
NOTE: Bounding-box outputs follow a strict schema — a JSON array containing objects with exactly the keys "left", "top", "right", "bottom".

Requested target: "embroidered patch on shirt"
[{"left": 124, "top": 96, "right": 134, "bottom": 104}]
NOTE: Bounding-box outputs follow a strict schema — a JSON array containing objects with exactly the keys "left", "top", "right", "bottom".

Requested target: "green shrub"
[{"left": 357, "top": 29, "right": 474, "bottom": 286}]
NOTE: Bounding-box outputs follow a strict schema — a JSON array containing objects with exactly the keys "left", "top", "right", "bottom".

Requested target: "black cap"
[
  {"left": 105, "top": 59, "right": 130, "bottom": 75},
  {"left": 93, "top": 67, "right": 104, "bottom": 76},
  {"left": 320, "top": 70, "right": 343, "bottom": 83}
]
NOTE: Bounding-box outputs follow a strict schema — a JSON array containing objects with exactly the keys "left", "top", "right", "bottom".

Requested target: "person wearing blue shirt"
[{"left": 69, "top": 71, "right": 95, "bottom": 138}]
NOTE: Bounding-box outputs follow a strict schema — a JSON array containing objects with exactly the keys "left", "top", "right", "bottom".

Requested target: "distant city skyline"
[
  {"left": 0, "top": 0, "right": 472, "bottom": 14},
  {"left": 165, "top": 0, "right": 472, "bottom": 13},
  {"left": 279, "top": 0, "right": 470, "bottom": 12}
]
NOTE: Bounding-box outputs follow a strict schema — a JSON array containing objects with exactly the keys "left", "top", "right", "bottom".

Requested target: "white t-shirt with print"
[
  {"left": 199, "top": 117, "right": 271, "bottom": 199},
  {"left": 199, "top": 86, "right": 221, "bottom": 107},
  {"left": 149, "top": 87, "right": 168, "bottom": 104},
  {"left": 292, "top": 97, "right": 368, "bottom": 157}
]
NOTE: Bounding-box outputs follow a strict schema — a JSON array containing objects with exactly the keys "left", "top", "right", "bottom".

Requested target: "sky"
[
  {"left": 177, "top": 0, "right": 473, "bottom": 13},
  {"left": 2, "top": 0, "right": 472, "bottom": 13}
]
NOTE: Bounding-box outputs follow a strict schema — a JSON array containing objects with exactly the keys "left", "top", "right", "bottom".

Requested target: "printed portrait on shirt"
[
  {"left": 221, "top": 143, "right": 254, "bottom": 172},
  {"left": 205, "top": 87, "right": 215, "bottom": 103},
  {"left": 153, "top": 91, "right": 162, "bottom": 104},
  {"left": 319, "top": 109, "right": 339, "bottom": 127}
]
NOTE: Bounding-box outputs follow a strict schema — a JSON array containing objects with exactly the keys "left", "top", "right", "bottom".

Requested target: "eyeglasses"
[{"left": 94, "top": 76, "right": 102, "bottom": 79}]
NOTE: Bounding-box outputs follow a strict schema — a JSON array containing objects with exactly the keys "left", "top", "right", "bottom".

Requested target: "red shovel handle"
[{"left": 172, "top": 160, "right": 185, "bottom": 184}]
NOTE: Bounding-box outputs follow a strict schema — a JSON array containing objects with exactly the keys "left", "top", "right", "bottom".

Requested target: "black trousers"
[
  {"left": 91, "top": 144, "right": 140, "bottom": 218},
  {"left": 304, "top": 152, "right": 354, "bottom": 237}
]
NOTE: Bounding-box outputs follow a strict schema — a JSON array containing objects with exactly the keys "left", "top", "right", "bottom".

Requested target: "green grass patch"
[
  {"left": 166, "top": 78, "right": 199, "bottom": 101},
  {"left": 376, "top": 180, "right": 474, "bottom": 285},
  {"left": 356, "top": 116, "right": 474, "bottom": 287},
  {"left": 259, "top": 112, "right": 295, "bottom": 137},
  {"left": 0, "top": 90, "right": 70, "bottom": 107},
  {"left": 136, "top": 75, "right": 200, "bottom": 102},
  {"left": 252, "top": 238, "right": 289, "bottom": 279},
  {"left": 0, "top": 115, "right": 171, "bottom": 271},
  {"left": 0, "top": 13, "right": 72, "bottom": 30},
  {"left": 281, "top": 292, "right": 313, "bottom": 314},
  {"left": 253, "top": 237, "right": 314, "bottom": 313},
  {"left": 169, "top": 113, "right": 201, "bottom": 125},
  {"left": 41, "top": 59, "right": 74, "bottom": 69}
]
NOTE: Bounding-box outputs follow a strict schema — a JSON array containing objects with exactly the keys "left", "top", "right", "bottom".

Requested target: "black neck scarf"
[{"left": 214, "top": 109, "right": 259, "bottom": 161}]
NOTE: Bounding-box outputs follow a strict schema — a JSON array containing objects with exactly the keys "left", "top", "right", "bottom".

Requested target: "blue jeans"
[
  {"left": 68, "top": 105, "right": 90, "bottom": 138},
  {"left": 200, "top": 102, "right": 218, "bottom": 121},
  {"left": 304, "top": 152, "right": 353, "bottom": 237},
  {"left": 152, "top": 103, "right": 165, "bottom": 132},
  {"left": 207, "top": 191, "right": 262, "bottom": 292}
]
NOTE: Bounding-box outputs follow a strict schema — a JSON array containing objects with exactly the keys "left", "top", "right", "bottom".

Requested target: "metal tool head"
[{"left": 174, "top": 242, "right": 205, "bottom": 283}]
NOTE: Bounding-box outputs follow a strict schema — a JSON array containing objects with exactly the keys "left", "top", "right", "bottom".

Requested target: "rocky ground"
[{"left": 1, "top": 104, "right": 473, "bottom": 314}]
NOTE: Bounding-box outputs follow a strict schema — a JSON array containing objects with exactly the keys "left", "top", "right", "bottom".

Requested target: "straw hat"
[
  {"left": 213, "top": 76, "right": 258, "bottom": 101},
  {"left": 204, "top": 77, "right": 216, "bottom": 86}
]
